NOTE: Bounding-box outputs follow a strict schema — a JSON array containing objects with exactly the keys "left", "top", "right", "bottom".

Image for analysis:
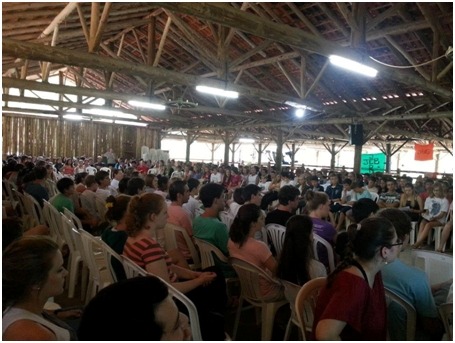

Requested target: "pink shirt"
[
  {"left": 167, "top": 204, "right": 193, "bottom": 259},
  {"left": 228, "top": 237, "right": 281, "bottom": 299}
]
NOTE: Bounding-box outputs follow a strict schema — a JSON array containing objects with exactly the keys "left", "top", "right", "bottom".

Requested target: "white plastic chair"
[
  {"left": 427, "top": 212, "right": 451, "bottom": 251},
  {"left": 219, "top": 211, "right": 235, "bottom": 231},
  {"left": 85, "top": 166, "right": 97, "bottom": 175},
  {"left": 410, "top": 221, "right": 418, "bottom": 245},
  {"left": 63, "top": 207, "right": 84, "bottom": 230},
  {"left": 230, "top": 257, "right": 287, "bottom": 341},
  {"left": 23, "top": 192, "right": 46, "bottom": 225},
  {"left": 122, "top": 255, "right": 148, "bottom": 278},
  {"left": 295, "top": 277, "right": 326, "bottom": 340},
  {"left": 282, "top": 280, "right": 303, "bottom": 340},
  {"left": 79, "top": 230, "right": 114, "bottom": 304},
  {"left": 265, "top": 223, "right": 286, "bottom": 258},
  {"left": 94, "top": 195, "right": 107, "bottom": 219},
  {"left": 163, "top": 223, "right": 201, "bottom": 270},
  {"left": 410, "top": 249, "right": 453, "bottom": 285},
  {"left": 2, "top": 179, "right": 18, "bottom": 209},
  {"left": 438, "top": 302, "right": 453, "bottom": 341},
  {"left": 312, "top": 234, "right": 336, "bottom": 272},
  {"left": 42, "top": 200, "right": 66, "bottom": 248},
  {"left": 61, "top": 213, "right": 88, "bottom": 298},
  {"left": 99, "top": 167, "right": 112, "bottom": 179},
  {"left": 98, "top": 239, "right": 125, "bottom": 283},
  {"left": 194, "top": 237, "right": 229, "bottom": 268},
  {"left": 369, "top": 192, "right": 379, "bottom": 202},
  {"left": 385, "top": 287, "right": 417, "bottom": 341}
]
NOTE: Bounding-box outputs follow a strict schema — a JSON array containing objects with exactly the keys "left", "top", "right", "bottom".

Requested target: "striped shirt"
[{"left": 123, "top": 236, "right": 177, "bottom": 282}]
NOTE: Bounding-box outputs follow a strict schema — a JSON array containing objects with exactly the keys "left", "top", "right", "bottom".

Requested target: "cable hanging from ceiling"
[{"left": 369, "top": 46, "right": 453, "bottom": 69}]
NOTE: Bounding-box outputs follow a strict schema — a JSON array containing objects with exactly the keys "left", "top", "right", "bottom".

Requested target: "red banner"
[{"left": 414, "top": 143, "right": 434, "bottom": 161}]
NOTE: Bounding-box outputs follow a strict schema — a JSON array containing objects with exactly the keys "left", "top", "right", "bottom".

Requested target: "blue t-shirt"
[{"left": 382, "top": 258, "right": 439, "bottom": 340}]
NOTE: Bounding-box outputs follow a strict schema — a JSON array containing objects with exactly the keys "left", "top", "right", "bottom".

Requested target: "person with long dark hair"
[
  {"left": 276, "top": 215, "right": 326, "bottom": 285},
  {"left": 228, "top": 203, "right": 283, "bottom": 299},
  {"left": 313, "top": 217, "right": 400, "bottom": 340}
]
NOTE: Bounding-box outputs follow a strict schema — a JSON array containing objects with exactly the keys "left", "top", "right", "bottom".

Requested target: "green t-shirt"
[
  {"left": 51, "top": 194, "right": 74, "bottom": 213},
  {"left": 193, "top": 216, "right": 229, "bottom": 256}
]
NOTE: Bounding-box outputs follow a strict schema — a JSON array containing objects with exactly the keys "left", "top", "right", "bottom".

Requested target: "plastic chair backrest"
[
  {"left": 60, "top": 213, "right": 78, "bottom": 256},
  {"left": 385, "top": 287, "right": 417, "bottom": 341},
  {"left": 98, "top": 239, "right": 126, "bottom": 283},
  {"left": 63, "top": 207, "right": 84, "bottom": 230},
  {"left": 122, "top": 255, "right": 148, "bottom": 278},
  {"left": 438, "top": 302, "right": 453, "bottom": 341},
  {"left": 163, "top": 276, "right": 202, "bottom": 341},
  {"left": 2, "top": 180, "right": 15, "bottom": 202},
  {"left": 164, "top": 223, "right": 201, "bottom": 269},
  {"left": 12, "top": 189, "right": 28, "bottom": 218},
  {"left": 42, "top": 200, "right": 65, "bottom": 246},
  {"left": 265, "top": 223, "right": 286, "bottom": 258},
  {"left": 230, "top": 257, "right": 283, "bottom": 305},
  {"left": 23, "top": 192, "right": 45, "bottom": 225},
  {"left": 194, "top": 237, "right": 228, "bottom": 269},
  {"left": 94, "top": 195, "right": 107, "bottom": 219},
  {"left": 410, "top": 250, "right": 453, "bottom": 285},
  {"left": 282, "top": 280, "right": 302, "bottom": 326},
  {"left": 295, "top": 277, "right": 326, "bottom": 340},
  {"left": 85, "top": 166, "right": 97, "bottom": 175},
  {"left": 79, "top": 229, "right": 114, "bottom": 285},
  {"left": 99, "top": 167, "right": 112, "bottom": 179},
  {"left": 219, "top": 211, "right": 234, "bottom": 231},
  {"left": 369, "top": 192, "right": 379, "bottom": 202},
  {"left": 312, "top": 234, "right": 336, "bottom": 272}
]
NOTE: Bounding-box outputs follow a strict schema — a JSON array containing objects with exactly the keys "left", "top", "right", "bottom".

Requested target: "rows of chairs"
[{"left": 39, "top": 205, "right": 204, "bottom": 341}]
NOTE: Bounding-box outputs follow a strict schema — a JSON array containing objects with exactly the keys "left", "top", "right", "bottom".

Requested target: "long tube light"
[
  {"left": 84, "top": 109, "right": 137, "bottom": 120},
  {"left": 128, "top": 100, "right": 166, "bottom": 110},
  {"left": 63, "top": 114, "right": 86, "bottom": 120},
  {"left": 114, "top": 120, "right": 148, "bottom": 127},
  {"left": 239, "top": 138, "right": 255, "bottom": 143},
  {"left": 196, "top": 85, "right": 239, "bottom": 98},
  {"left": 329, "top": 55, "right": 378, "bottom": 78}
]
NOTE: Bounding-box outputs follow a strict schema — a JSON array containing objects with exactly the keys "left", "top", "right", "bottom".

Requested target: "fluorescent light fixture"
[
  {"left": 93, "top": 118, "right": 114, "bottom": 124},
  {"left": 63, "top": 114, "right": 85, "bottom": 120},
  {"left": 196, "top": 85, "right": 239, "bottom": 98},
  {"left": 329, "top": 55, "right": 378, "bottom": 77},
  {"left": 128, "top": 100, "right": 166, "bottom": 110},
  {"left": 2, "top": 110, "right": 58, "bottom": 118},
  {"left": 114, "top": 120, "right": 148, "bottom": 127},
  {"left": 84, "top": 109, "right": 137, "bottom": 120},
  {"left": 285, "top": 101, "right": 307, "bottom": 109},
  {"left": 239, "top": 138, "right": 255, "bottom": 143},
  {"left": 295, "top": 108, "right": 305, "bottom": 118}
]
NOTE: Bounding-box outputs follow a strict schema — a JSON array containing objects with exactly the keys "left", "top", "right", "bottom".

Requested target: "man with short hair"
[
  {"left": 51, "top": 177, "right": 75, "bottom": 213},
  {"left": 167, "top": 180, "right": 193, "bottom": 260},
  {"left": 110, "top": 169, "right": 124, "bottom": 193},
  {"left": 242, "top": 184, "right": 262, "bottom": 206},
  {"left": 265, "top": 185, "right": 300, "bottom": 226},
  {"left": 378, "top": 209, "right": 444, "bottom": 341},
  {"left": 95, "top": 170, "right": 113, "bottom": 201},
  {"left": 24, "top": 166, "right": 49, "bottom": 207},
  {"left": 193, "top": 183, "right": 228, "bottom": 255},
  {"left": 183, "top": 178, "right": 202, "bottom": 219},
  {"left": 378, "top": 179, "right": 401, "bottom": 208}
]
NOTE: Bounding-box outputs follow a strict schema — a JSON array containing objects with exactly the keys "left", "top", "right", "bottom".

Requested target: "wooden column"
[
  {"left": 353, "top": 145, "right": 362, "bottom": 175},
  {"left": 274, "top": 130, "right": 284, "bottom": 171},
  {"left": 385, "top": 143, "right": 392, "bottom": 173},
  {"left": 254, "top": 141, "right": 269, "bottom": 167}
]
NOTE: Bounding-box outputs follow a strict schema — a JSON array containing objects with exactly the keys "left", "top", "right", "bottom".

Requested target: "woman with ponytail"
[
  {"left": 313, "top": 217, "right": 400, "bottom": 340},
  {"left": 228, "top": 203, "right": 283, "bottom": 299}
]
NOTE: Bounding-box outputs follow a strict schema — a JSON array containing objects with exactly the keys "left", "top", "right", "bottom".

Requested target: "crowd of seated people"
[{"left": 3, "top": 153, "right": 453, "bottom": 340}]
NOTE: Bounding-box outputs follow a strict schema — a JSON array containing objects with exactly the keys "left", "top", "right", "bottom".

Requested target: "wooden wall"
[{"left": 2, "top": 115, "right": 161, "bottom": 159}]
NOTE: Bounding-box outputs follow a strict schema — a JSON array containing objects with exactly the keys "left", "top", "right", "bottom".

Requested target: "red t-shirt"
[
  {"left": 312, "top": 270, "right": 387, "bottom": 341},
  {"left": 123, "top": 236, "right": 177, "bottom": 282}
]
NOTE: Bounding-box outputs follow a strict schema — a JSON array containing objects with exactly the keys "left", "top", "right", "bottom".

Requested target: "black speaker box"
[{"left": 349, "top": 124, "right": 363, "bottom": 145}]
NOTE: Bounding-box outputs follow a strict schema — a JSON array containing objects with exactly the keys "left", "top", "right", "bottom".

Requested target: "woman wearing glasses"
[{"left": 313, "top": 217, "right": 400, "bottom": 340}]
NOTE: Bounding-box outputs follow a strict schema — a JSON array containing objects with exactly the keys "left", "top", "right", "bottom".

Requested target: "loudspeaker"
[{"left": 349, "top": 124, "right": 363, "bottom": 145}]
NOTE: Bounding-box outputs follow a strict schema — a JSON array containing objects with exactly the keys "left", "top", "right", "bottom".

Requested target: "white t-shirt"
[
  {"left": 422, "top": 196, "right": 450, "bottom": 223},
  {"left": 210, "top": 172, "right": 222, "bottom": 184}
]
